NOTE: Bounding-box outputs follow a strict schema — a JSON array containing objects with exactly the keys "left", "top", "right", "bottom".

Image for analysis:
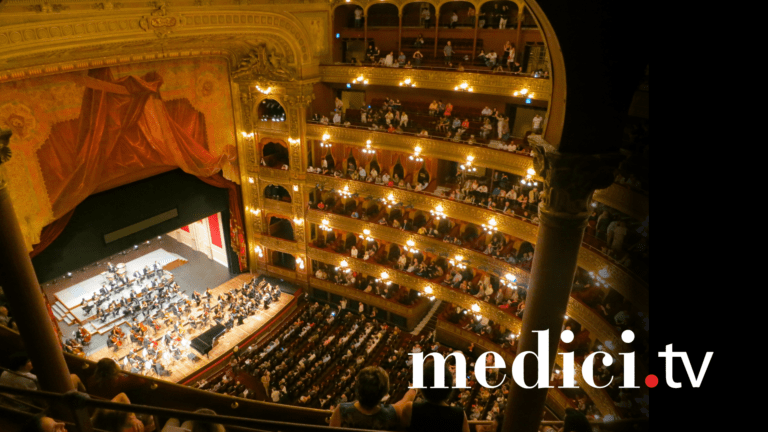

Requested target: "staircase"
[{"left": 411, "top": 299, "right": 443, "bottom": 335}]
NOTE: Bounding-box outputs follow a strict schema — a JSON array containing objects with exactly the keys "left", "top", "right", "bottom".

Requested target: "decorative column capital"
[
  {"left": 283, "top": 85, "right": 316, "bottom": 108},
  {"left": 532, "top": 140, "right": 624, "bottom": 221}
]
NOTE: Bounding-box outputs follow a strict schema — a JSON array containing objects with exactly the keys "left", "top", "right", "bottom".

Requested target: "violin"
[
  {"left": 139, "top": 323, "right": 148, "bottom": 333},
  {"left": 110, "top": 335, "right": 123, "bottom": 347}
]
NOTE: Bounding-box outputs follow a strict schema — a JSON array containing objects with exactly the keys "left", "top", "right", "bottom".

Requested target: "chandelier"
[
  {"left": 449, "top": 255, "right": 467, "bottom": 270},
  {"left": 424, "top": 286, "right": 435, "bottom": 301},
  {"left": 376, "top": 271, "right": 392, "bottom": 286},
  {"left": 336, "top": 259, "right": 351, "bottom": 274},
  {"left": 513, "top": 88, "right": 535, "bottom": 99},
  {"left": 349, "top": 75, "right": 369, "bottom": 87},
  {"left": 404, "top": 239, "right": 418, "bottom": 254},
  {"left": 382, "top": 193, "right": 397, "bottom": 209},
  {"left": 500, "top": 273, "right": 517, "bottom": 289},
  {"left": 460, "top": 155, "right": 477, "bottom": 173},
  {"left": 454, "top": 82, "right": 474, "bottom": 92},
  {"left": 295, "top": 257, "right": 305, "bottom": 270},
  {"left": 360, "top": 229, "right": 374, "bottom": 243},
  {"left": 408, "top": 146, "right": 424, "bottom": 162},
  {"left": 362, "top": 139, "right": 375, "bottom": 154},
  {"left": 337, "top": 185, "right": 353, "bottom": 199},
  {"left": 399, "top": 78, "right": 416, "bottom": 87},
  {"left": 319, "top": 219, "right": 333, "bottom": 232},
  {"left": 320, "top": 133, "right": 332, "bottom": 148},
  {"left": 520, "top": 168, "right": 538, "bottom": 187},
  {"left": 430, "top": 204, "right": 446, "bottom": 220},
  {"left": 482, "top": 219, "right": 497, "bottom": 234}
]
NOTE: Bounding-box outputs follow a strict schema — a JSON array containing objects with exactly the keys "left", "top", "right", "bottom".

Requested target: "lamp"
[
  {"left": 454, "top": 82, "right": 474, "bottom": 92},
  {"left": 399, "top": 78, "right": 416, "bottom": 87},
  {"left": 449, "top": 255, "right": 466, "bottom": 270},
  {"left": 408, "top": 146, "right": 423, "bottom": 162},
  {"left": 520, "top": 167, "right": 538, "bottom": 187},
  {"left": 362, "top": 139, "right": 375, "bottom": 154},
  {"left": 482, "top": 218, "right": 497, "bottom": 234},
  {"left": 460, "top": 155, "right": 477, "bottom": 173},
  {"left": 350, "top": 75, "right": 369, "bottom": 86},
  {"left": 336, "top": 260, "right": 351, "bottom": 273},
  {"left": 404, "top": 239, "right": 418, "bottom": 254},
  {"left": 337, "top": 185, "right": 353, "bottom": 199},
  {"left": 360, "top": 229, "right": 374, "bottom": 242},
  {"left": 501, "top": 273, "right": 517, "bottom": 289},
  {"left": 430, "top": 204, "right": 446, "bottom": 220},
  {"left": 320, "top": 219, "right": 333, "bottom": 232},
  {"left": 321, "top": 133, "right": 332, "bottom": 148}
]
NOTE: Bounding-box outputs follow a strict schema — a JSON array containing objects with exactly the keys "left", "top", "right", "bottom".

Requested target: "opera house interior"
[{"left": 0, "top": 1, "right": 649, "bottom": 432}]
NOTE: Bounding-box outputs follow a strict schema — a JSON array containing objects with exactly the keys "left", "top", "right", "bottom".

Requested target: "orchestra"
[{"left": 64, "top": 267, "right": 284, "bottom": 378}]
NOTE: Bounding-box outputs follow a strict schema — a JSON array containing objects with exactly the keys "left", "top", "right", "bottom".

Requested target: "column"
[
  {"left": 514, "top": 6, "right": 525, "bottom": 58},
  {"left": 501, "top": 141, "right": 623, "bottom": 432},
  {"left": 433, "top": 12, "right": 440, "bottom": 59},
  {"left": 0, "top": 130, "right": 92, "bottom": 430},
  {"left": 472, "top": 15, "right": 479, "bottom": 60},
  {"left": 398, "top": 12, "right": 403, "bottom": 54},
  {"left": 364, "top": 11, "right": 368, "bottom": 53}
]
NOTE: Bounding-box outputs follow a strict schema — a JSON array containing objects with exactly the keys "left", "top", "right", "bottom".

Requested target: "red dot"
[{"left": 645, "top": 375, "right": 659, "bottom": 388}]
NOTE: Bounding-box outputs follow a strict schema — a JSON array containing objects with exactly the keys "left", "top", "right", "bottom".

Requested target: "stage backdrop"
[{"left": 0, "top": 58, "right": 239, "bottom": 251}]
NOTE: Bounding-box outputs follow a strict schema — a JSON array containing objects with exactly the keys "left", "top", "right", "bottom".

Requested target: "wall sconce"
[
  {"left": 471, "top": 303, "right": 481, "bottom": 313},
  {"left": 293, "top": 185, "right": 299, "bottom": 192},
  {"left": 454, "top": 82, "right": 474, "bottom": 92},
  {"left": 460, "top": 155, "right": 477, "bottom": 173},
  {"left": 247, "top": 207, "right": 260, "bottom": 216},
  {"left": 288, "top": 137, "right": 301, "bottom": 145},
  {"left": 399, "top": 78, "right": 416, "bottom": 87},
  {"left": 248, "top": 177, "right": 255, "bottom": 184},
  {"left": 254, "top": 246, "right": 264, "bottom": 258},
  {"left": 501, "top": 273, "right": 517, "bottom": 289},
  {"left": 408, "top": 146, "right": 423, "bottom": 162},
  {"left": 320, "top": 219, "right": 333, "bottom": 232},
  {"left": 337, "top": 185, "right": 353, "bottom": 199},
  {"left": 482, "top": 219, "right": 497, "bottom": 234},
  {"left": 449, "top": 255, "right": 466, "bottom": 269},
  {"left": 404, "top": 239, "right": 418, "bottom": 254},
  {"left": 376, "top": 271, "right": 391, "bottom": 285},
  {"left": 430, "top": 204, "right": 446, "bottom": 220},
  {"left": 336, "top": 259, "right": 351, "bottom": 273},
  {"left": 361, "top": 229, "right": 374, "bottom": 242},
  {"left": 255, "top": 85, "right": 272, "bottom": 95},
  {"left": 296, "top": 257, "right": 305, "bottom": 270},
  {"left": 382, "top": 193, "right": 397, "bottom": 208},
  {"left": 241, "top": 132, "right": 255, "bottom": 140},
  {"left": 520, "top": 167, "right": 538, "bottom": 187},
  {"left": 513, "top": 88, "right": 535, "bottom": 99},
  {"left": 321, "top": 133, "right": 332, "bottom": 148},
  {"left": 293, "top": 217, "right": 303, "bottom": 225},
  {"left": 362, "top": 139, "right": 375, "bottom": 154},
  {"left": 350, "top": 75, "right": 369, "bottom": 86}
]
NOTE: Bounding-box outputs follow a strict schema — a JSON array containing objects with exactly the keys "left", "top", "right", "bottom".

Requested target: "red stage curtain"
[
  {"left": 36, "top": 67, "right": 236, "bottom": 219},
  {"left": 197, "top": 174, "right": 248, "bottom": 271},
  {"left": 30, "top": 208, "right": 76, "bottom": 258}
]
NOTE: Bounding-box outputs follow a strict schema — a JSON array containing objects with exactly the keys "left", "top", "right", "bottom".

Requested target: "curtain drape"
[
  {"left": 29, "top": 208, "right": 76, "bottom": 258},
  {"left": 197, "top": 174, "right": 248, "bottom": 272}
]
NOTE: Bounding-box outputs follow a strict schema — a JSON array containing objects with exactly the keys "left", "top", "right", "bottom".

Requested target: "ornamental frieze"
[
  {"left": 319, "top": 65, "right": 552, "bottom": 100},
  {"left": 306, "top": 124, "right": 534, "bottom": 178}
]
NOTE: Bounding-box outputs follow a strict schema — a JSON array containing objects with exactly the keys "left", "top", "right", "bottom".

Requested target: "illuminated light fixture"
[
  {"left": 430, "top": 204, "right": 446, "bottom": 220},
  {"left": 248, "top": 207, "right": 260, "bottom": 216},
  {"left": 424, "top": 286, "right": 433, "bottom": 294},
  {"left": 398, "top": 78, "right": 416, "bottom": 87},
  {"left": 404, "top": 239, "right": 418, "bottom": 254},
  {"left": 376, "top": 271, "right": 392, "bottom": 286},
  {"left": 361, "top": 139, "right": 376, "bottom": 154},
  {"left": 361, "top": 229, "right": 374, "bottom": 242},
  {"left": 408, "top": 146, "right": 424, "bottom": 162},
  {"left": 293, "top": 217, "right": 303, "bottom": 225},
  {"left": 520, "top": 167, "right": 539, "bottom": 187},
  {"left": 296, "top": 257, "right": 305, "bottom": 270},
  {"left": 350, "top": 75, "right": 369, "bottom": 86},
  {"left": 319, "top": 219, "right": 333, "bottom": 232},
  {"left": 255, "top": 85, "right": 272, "bottom": 95},
  {"left": 460, "top": 155, "right": 477, "bottom": 173},
  {"left": 513, "top": 88, "right": 530, "bottom": 98},
  {"left": 288, "top": 137, "right": 301, "bottom": 145},
  {"left": 254, "top": 246, "right": 264, "bottom": 258},
  {"left": 336, "top": 259, "right": 351, "bottom": 273},
  {"left": 449, "top": 255, "right": 466, "bottom": 270},
  {"left": 471, "top": 304, "right": 481, "bottom": 313},
  {"left": 501, "top": 273, "right": 517, "bottom": 289},
  {"left": 454, "top": 82, "right": 474, "bottom": 92},
  {"left": 482, "top": 218, "right": 497, "bottom": 234},
  {"left": 248, "top": 177, "right": 255, "bottom": 184},
  {"left": 337, "top": 185, "right": 353, "bottom": 199},
  {"left": 293, "top": 185, "right": 299, "bottom": 192},
  {"left": 320, "top": 133, "right": 332, "bottom": 148},
  {"left": 381, "top": 192, "right": 397, "bottom": 208},
  {"left": 241, "top": 132, "right": 255, "bottom": 139},
  {"left": 564, "top": 315, "right": 569, "bottom": 320},
  {"left": 589, "top": 268, "right": 611, "bottom": 288}
]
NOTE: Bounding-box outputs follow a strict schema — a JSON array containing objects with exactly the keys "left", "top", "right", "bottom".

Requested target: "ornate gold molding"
[
  {"left": 259, "top": 235, "right": 299, "bottom": 255},
  {"left": 306, "top": 124, "right": 534, "bottom": 178},
  {"left": 307, "top": 246, "right": 523, "bottom": 333},
  {"left": 319, "top": 65, "right": 551, "bottom": 100},
  {"left": 262, "top": 199, "right": 294, "bottom": 218},
  {"left": 306, "top": 209, "right": 530, "bottom": 285},
  {"left": 305, "top": 173, "right": 649, "bottom": 313}
]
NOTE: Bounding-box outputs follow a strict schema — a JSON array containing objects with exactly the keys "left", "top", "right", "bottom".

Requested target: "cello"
[{"left": 79, "top": 327, "right": 92, "bottom": 344}]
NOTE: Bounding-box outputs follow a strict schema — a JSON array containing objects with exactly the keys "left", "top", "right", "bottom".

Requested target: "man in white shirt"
[
  {"left": 354, "top": 8, "right": 363, "bottom": 28},
  {"left": 400, "top": 112, "right": 409, "bottom": 127},
  {"left": 358, "top": 166, "right": 366, "bottom": 178},
  {"left": 450, "top": 12, "right": 459, "bottom": 28},
  {"left": 481, "top": 106, "right": 492, "bottom": 116},
  {"left": 532, "top": 114, "right": 544, "bottom": 133},
  {"left": 333, "top": 112, "right": 341, "bottom": 124},
  {"left": 529, "top": 187, "right": 538, "bottom": 204}
]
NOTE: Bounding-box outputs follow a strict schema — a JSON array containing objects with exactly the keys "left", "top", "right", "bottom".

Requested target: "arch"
[
  {"left": 402, "top": 2, "right": 436, "bottom": 28},
  {"left": 264, "top": 184, "right": 292, "bottom": 203},
  {"left": 333, "top": 3, "right": 366, "bottom": 30},
  {"left": 368, "top": 158, "right": 381, "bottom": 177},
  {"left": 438, "top": 1, "right": 476, "bottom": 28},
  {"left": 346, "top": 154, "right": 358, "bottom": 175},
  {"left": 258, "top": 98, "right": 287, "bottom": 122},
  {"left": 389, "top": 208, "right": 403, "bottom": 222},
  {"left": 413, "top": 211, "right": 427, "bottom": 227},
  {"left": 324, "top": 151, "right": 336, "bottom": 172},
  {"left": 462, "top": 223, "right": 479, "bottom": 242},
  {"left": 365, "top": 202, "right": 380, "bottom": 218},
  {"left": 271, "top": 251, "right": 297, "bottom": 271},
  {"left": 417, "top": 166, "right": 430, "bottom": 185},
  {"left": 261, "top": 140, "right": 290, "bottom": 169},
  {"left": 345, "top": 233, "right": 358, "bottom": 250},
  {"left": 367, "top": 3, "right": 400, "bottom": 28},
  {"left": 268, "top": 216, "right": 295, "bottom": 241},
  {"left": 392, "top": 162, "right": 405, "bottom": 182},
  {"left": 343, "top": 198, "right": 357, "bottom": 214},
  {"left": 437, "top": 218, "right": 452, "bottom": 235},
  {"left": 388, "top": 244, "right": 401, "bottom": 261}
]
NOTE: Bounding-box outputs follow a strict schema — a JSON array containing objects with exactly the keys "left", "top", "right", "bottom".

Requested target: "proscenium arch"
[{"left": 0, "top": 11, "right": 316, "bottom": 83}]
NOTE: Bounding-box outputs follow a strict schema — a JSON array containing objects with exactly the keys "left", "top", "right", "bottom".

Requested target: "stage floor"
[{"left": 84, "top": 273, "right": 294, "bottom": 383}]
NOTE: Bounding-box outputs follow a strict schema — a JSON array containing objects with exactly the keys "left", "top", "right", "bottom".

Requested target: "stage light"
[{"left": 336, "top": 33, "right": 341, "bottom": 39}]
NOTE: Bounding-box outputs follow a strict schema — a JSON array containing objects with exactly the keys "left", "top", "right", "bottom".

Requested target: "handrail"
[{"left": 0, "top": 385, "right": 645, "bottom": 431}]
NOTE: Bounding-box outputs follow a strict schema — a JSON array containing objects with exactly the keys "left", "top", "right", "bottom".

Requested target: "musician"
[
  {"left": 107, "top": 262, "right": 116, "bottom": 272},
  {"left": 133, "top": 270, "right": 142, "bottom": 281}
]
